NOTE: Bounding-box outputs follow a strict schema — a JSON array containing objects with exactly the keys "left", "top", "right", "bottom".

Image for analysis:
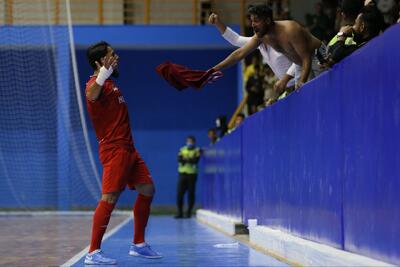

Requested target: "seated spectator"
[
  {"left": 207, "top": 128, "right": 219, "bottom": 145},
  {"left": 322, "top": 4, "right": 384, "bottom": 67}
]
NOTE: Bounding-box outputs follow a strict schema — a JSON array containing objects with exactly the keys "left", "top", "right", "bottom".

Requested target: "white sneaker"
[
  {"left": 84, "top": 249, "right": 117, "bottom": 265},
  {"left": 129, "top": 243, "right": 162, "bottom": 259}
]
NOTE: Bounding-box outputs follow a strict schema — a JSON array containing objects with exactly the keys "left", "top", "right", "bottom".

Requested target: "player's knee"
[
  {"left": 144, "top": 184, "right": 155, "bottom": 196},
  {"left": 137, "top": 184, "right": 155, "bottom": 197},
  {"left": 101, "top": 192, "right": 120, "bottom": 204}
]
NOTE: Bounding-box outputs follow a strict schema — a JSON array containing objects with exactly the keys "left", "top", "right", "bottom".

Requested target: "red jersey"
[{"left": 85, "top": 77, "right": 134, "bottom": 151}]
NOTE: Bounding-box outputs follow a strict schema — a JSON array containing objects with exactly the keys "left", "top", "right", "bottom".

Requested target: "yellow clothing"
[
  {"left": 178, "top": 146, "right": 201, "bottom": 174},
  {"left": 243, "top": 64, "right": 255, "bottom": 85},
  {"left": 328, "top": 35, "right": 356, "bottom": 47}
]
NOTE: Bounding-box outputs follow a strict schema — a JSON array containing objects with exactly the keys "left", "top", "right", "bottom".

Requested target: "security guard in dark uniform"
[{"left": 175, "top": 136, "right": 201, "bottom": 218}]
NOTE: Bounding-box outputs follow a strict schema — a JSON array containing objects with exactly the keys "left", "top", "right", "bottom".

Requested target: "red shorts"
[{"left": 99, "top": 147, "right": 154, "bottom": 194}]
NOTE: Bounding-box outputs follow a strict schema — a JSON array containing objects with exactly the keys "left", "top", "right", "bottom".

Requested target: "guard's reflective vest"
[{"left": 178, "top": 146, "right": 200, "bottom": 174}]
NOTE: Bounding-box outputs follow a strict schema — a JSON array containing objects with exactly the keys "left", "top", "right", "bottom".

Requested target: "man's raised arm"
[{"left": 209, "top": 13, "right": 252, "bottom": 48}]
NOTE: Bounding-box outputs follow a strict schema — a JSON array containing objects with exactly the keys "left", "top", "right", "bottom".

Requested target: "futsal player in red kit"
[{"left": 84, "top": 41, "right": 161, "bottom": 265}]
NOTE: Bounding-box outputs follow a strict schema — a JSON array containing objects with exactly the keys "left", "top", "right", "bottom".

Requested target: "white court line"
[{"left": 60, "top": 216, "right": 132, "bottom": 267}]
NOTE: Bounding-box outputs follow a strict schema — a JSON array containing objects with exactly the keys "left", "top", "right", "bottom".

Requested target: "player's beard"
[{"left": 111, "top": 68, "right": 119, "bottom": 78}]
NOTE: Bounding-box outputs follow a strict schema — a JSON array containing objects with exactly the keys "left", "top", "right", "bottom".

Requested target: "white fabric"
[
  {"left": 222, "top": 27, "right": 295, "bottom": 87},
  {"left": 286, "top": 63, "right": 296, "bottom": 77},
  {"left": 95, "top": 66, "right": 113, "bottom": 86}
]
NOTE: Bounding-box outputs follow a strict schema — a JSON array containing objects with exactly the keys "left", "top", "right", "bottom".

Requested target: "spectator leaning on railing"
[
  {"left": 208, "top": 12, "right": 295, "bottom": 95},
  {"left": 210, "top": 4, "right": 326, "bottom": 91}
]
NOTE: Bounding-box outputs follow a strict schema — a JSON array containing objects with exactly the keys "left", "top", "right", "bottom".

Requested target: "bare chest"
[{"left": 263, "top": 36, "right": 301, "bottom": 64}]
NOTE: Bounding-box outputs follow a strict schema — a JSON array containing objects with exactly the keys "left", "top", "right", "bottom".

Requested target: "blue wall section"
[
  {"left": 200, "top": 128, "right": 243, "bottom": 219},
  {"left": 200, "top": 24, "right": 400, "bottom": 265},
  {"left": 242, "top": 75, "right": 344, "bottom": 248},
  {"left": 339, "top": 25, "right": 400, "bottom": 264}
]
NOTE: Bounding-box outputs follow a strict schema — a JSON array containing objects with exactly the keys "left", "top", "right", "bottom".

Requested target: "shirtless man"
[
  {"left": 209, "top": 12, "right": 295, "bottom": 93},
  {"left": 212, "top": 4, "right": 325, "bottom": 89}
]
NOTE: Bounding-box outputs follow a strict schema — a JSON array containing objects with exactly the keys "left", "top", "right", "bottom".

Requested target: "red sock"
[
  {"left": 89, "top": 200, "right": 115, "bottom": 252},
  {"left": 133, "top": 194, "right": 153, "bottom": 244}
]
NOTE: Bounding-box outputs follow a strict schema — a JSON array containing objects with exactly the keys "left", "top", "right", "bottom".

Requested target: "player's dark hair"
[
  {"left": 237, "top": 113, "right": 245, "bottom": 119},
  {"left": 87, "top": 41, "right": 110, "bottom": 70},
  {"left": 340, "top": 0, "right": 364, "bottom": 20},
  {"left": 248, "top": 4, "right": 273, "bottom": 21},
  {"left": 360, "top": 4, "right": 384, "bottom": 39},
  {"left": 187, "top": 136, "right": 196, "bottom": 143}
]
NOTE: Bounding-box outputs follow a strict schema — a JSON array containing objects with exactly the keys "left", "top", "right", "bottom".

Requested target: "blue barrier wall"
[
  {"left": 200, "top": 128, "right": 243, "bottom": 219},
  {"left": 242, "top": 73, "right": 344, "bottom": 248},
  {"left": 339, "top": 25, "right": 400, "bottom": 264},
  {"left": 200, "top": 24, "right": 400, "bottom": 265}
]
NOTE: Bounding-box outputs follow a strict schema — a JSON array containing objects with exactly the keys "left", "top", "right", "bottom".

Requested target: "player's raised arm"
[
  {"left": 86, "top": 54, "right": 118, "bottom": 101},
  {"left": 212, "top": 35, "right": 261, "bottom": 71}
]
